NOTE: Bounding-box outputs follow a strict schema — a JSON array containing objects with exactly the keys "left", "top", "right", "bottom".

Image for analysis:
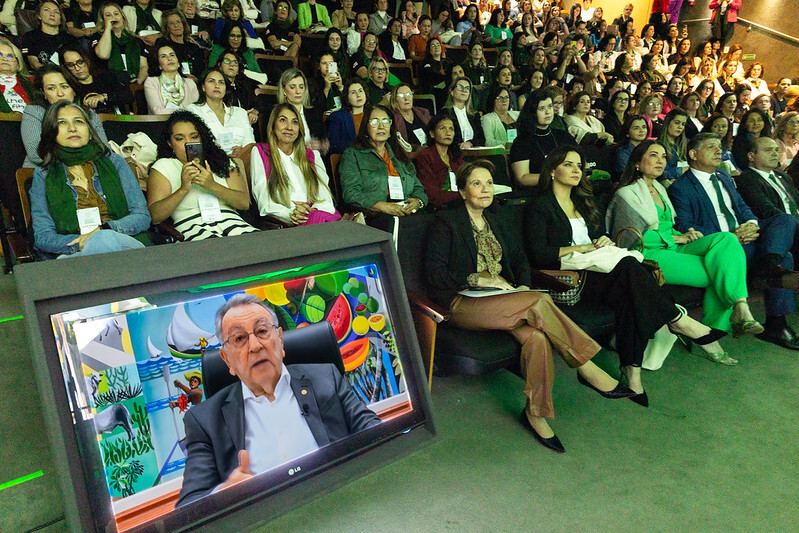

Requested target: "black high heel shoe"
[
  {"left": 577, "top": 373, "right": 636, "bottom": 399},
  {"left": 668, "top": 313, "right": 727, "bottom": 345},
  {"left": 519, "top": 410, "right": 565, "bottom": 453},
  {"left": 620, "top": 367, "right": 649, "bottom": 408}
]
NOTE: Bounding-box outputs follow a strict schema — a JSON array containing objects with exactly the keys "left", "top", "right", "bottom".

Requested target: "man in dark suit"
[
  {"left": 612, "top": 4, "right": 634, "bottom": 29},
  {"left": 177, "top": 293, "right": 381, "bottom": 507},
  {"left": 737, "top": 137, "right": 799, "bottom": 224},
  {"left": 669, "top": 133, "right": 799, "bottom": 350}
]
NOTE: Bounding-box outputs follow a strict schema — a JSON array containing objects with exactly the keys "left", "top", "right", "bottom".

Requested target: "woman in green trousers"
[{"left": 607, "top": 140, "right": 763, "bottom": 338}]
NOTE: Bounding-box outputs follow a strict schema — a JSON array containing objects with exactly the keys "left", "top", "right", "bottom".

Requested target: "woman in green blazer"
[
  {"left": 297, "top": 0, "right": 332, "bottom": 30},
  {"left": 339, "top": 104, "right": 427, "bottom": 215}
]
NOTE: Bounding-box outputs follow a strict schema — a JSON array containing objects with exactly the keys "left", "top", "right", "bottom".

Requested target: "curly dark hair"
[
  {"left": 156, "top": 110, "right": 232, "bottom": 178},
  {"left": 537, "top": 145, "right": 599, "bottom": 224}
]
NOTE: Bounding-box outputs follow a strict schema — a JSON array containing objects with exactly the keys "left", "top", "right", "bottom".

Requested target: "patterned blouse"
[{"left": 466, "top": 217, "right": 503, "bottom": 286}]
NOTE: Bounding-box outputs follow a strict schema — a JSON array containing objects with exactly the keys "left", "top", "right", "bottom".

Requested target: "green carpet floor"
[{"left": 1, "top": 271, "right": 798, "bottom": 532}]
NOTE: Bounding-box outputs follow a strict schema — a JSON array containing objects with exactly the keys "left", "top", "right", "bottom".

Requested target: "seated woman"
[
  {"left": 264, "top": 0, "right": 301, "bottom": 67},
  {"left": 187, "top": 68, "right": 255, "bottom": 161},
  {"left": 339, "top": 104, "right": 427, "bottom": 217},
  {"left": 122, "top": 0, "right": 163, "bottom": 48},
  {"left": 414, "top": 113, "right": 464, "bottom": 209},
  {"left": 716, "top": 92, "right": 737, "bottom": 125},
  {"left": 444, "top": 77, "right": 485, "bottom": 149},
  {"left": 330, "top": 0, "right": 356, "bottom": 31},
  {"left": 481, "top": 86, "right": 520, "bottom": 147},
  {"left": 614, "top": 115, "right": 649, "bottom": 179},
  {"left": 215, "top": 51, "right": 261, "bottom": 125},
  {"left": 425, "top": 159, "right": 634, "bottom": 452},
  {"left": 657, "top": 109, "right": 689, "bottom": 182},
  {"left": 661, "top": 76, "right": 685, "bottom": 115},
  {"left": 22, "top": 64, "right": 108, "bottom": 168},
  {"left": 208, "top": 21, "right": 262, "bottom": 73},
  {"left": 324, "top": 27, "right": 351, "bottom": 81},
  {"left": 528, "top": 146, "right": 736, "bottom": 405},
  {"left": 639, "top": 93, "right": 664, "bottom": 139},
  {"left": 177, "top": 0, "right": 212, "bottom": 45},
  {"left": 680, "top": 91, "right": 704, "bottom": 140},
  {"left": 365, "top": 57, "right": 393, "bottom": 105},
  {"left": 61, "top": 45, "right": 134, "bottom": 115},
  {"left": 213, "top": 0, "right": 258, "bottom": 42},
  {"left": 510, "top": 89, "right": 575, "bottom": 188},
  {"left": 601, "top": 89, "right": 630, "bottom": 142},
  {"left": 30, "top": 101, "right": 150, "bottom": 258},
  {"left": 297, "top": 0, "right": 332, "bottom": 32},
  {"left": 517, "top": 69, "right": 546, "bottom": 111},
  {"left": 251, "top": 103, "right": 338, "bottom": 225},
  {"left": 418, "top": 36, "right": 449, "bottom": 105},
  {"left": 408, "top": 15, "right": 433, "bottom": 62},
  {"left": 309, "top": 52, "right": 344, "bottom": 113},
  {"left": 391, "top": 83, "right": 431, "bottom": 151},
  {"left": 19, "top": 1, "right": 78, "bottom": 71},
  {"left": 277, "top": 68, "right": 328, "bottom": 154},
  {"left": 607, "top": 140, "right": 761, "bottom": 349},
  {"left": 564, "top": 91, "right": 614, "bottom": 146},
  {"left": 461, "top": 41, "right": 492, "bottom": 94},
  {"left": 350, "top": 31, "right": 382, "bottom": 80},
  {"left": 485, "top": 8, "right": 513, "bottom": 48},
  {"left": 147, "top": 110, "right": 257, "bottom": 240},
  {"left": 744, "top": 62, "right": 770, "bottom": 101},
  {"left": 695, "top": 79, "right": 717, "bottom": 118},
  {"left": 637, "top": 53, "right": 666, "bottom": 92},
  {"left": 327, "top": 79, "right": 367, "bottom": 155},
  {"left": 701, "top": 112, "right": 739, "bottom": 175},
  {"left": 94, "top": 2, "right": 149, "bottom": 84},
  {"left": 369, "top": 0, "right": 391, "bottom": 36},
  {"left": 489, "top": 66, "right": 519, "bottom": 112},
  {"left": 732, "top": 108, "right": 771, "bottom": 171},
  {"left": 0, "top": 38, "right": 33, "bottom": 113},
  {"left": 156, "top": 10, "right": 205, "bottom": 78},
  {"left": 144, "top": 44, "right": 200, "bottom": 114},
  {"left": 773, "top": 112, "right": 799, "bottom": 171}
]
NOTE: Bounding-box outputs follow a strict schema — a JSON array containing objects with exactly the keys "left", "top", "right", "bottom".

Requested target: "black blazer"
[
  {"left": 304, "top": 105, "right": 328, "bottom": 141},
  {"left": 444, "top": 107, "right": 485, "bottom": 147},
  {"left": 736, "top": 167, "right": 799, "bottom": 220},
  {"left": 424, "top": 203, "right": 532, "bottom": 308},
  {"left": 524, "top": 189, "right": 605, "bottom": 269},
  {"left": 177, "top": 363, "right": 380, "bottom": 507}
]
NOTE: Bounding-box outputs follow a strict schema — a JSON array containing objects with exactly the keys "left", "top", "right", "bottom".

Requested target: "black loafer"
[
  {"left": 756, "top": 327, "right": 799, "bottom": 351},
  {"left": 519, "top": 410, "right": 565, "bottom": 453}
]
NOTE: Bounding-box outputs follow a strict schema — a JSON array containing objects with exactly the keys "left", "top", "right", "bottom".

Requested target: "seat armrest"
[{"left": 407, "top": 290, "right": 450, "bottom": 323}]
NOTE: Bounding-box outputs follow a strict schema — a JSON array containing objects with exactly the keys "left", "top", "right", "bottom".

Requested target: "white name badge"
[
  {"left": 217, "top": 130, "right": 236, "bottom": 152},
  {"left": 732, "top": 123, "right": 739, "bottom": 136},
  {"left": 84, "top": 22, "right": 96, "bottom": 28},
  {"left": 413, "top": 128, "right": 427, "bottom": 144},
  {"left": 181, "top": 61, "right": 191, "bottom": 73},
  {"left": 280, "top": 45, "right": 288, "bottom": 51},
  {"left": 191, "top": 24, "right": 198, "bottom": 34},
  {"left": 479, "top": 75, "right": 484, "bottom": 85},
  {"left": 77, "top": 207, "right": 101, "bottom": 235},
  {"left": 387, "top": 175, "right": 404, "bottom": 201},
  {"left": 506, "top": 128, "right": 518, "bottom": 143},
  {"left": 198, "top": 193, "right": 223, "bottom": 223},
  {"left": 448, "top": 171, "right": 457, "bottom": 192}
]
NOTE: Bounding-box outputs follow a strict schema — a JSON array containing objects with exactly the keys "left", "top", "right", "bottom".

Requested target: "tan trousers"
[{"left": 450, "top": 291, "right": 601, "bottom": 419}]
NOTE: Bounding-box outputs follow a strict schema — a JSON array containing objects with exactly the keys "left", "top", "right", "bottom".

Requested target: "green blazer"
[
  {"left": 339, "top": 144, "right": 428, "bottom": 209},
  {"left": 297, "top": 2, "right": 332, "bottom": 29}
]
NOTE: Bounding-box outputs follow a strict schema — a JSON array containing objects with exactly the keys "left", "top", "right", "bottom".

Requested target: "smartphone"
[
  {"left": 328, "top": 61, "right": 338, "bottom": 76},
  {"left": 185, "top": 142, "right": 204, "bottom": 165}
]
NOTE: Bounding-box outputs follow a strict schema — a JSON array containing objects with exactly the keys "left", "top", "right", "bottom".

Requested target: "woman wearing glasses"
[
  {"left": 265, "top": 0, "right": 301, "bottom": 67},
  {"left": 444, "top": 76, "right": 484, "bottom": 149},
  {"left": 156, "top": 9, "right": 205, "bottom": 78},
  {"left": 60, "top": 45, "right": 133, "bottom": 114},
  {"left": 0, "top": 38, "right": 32, "bottom": 114},
  {"left": 365, "top": 57, "right": 393, "bottom": 105},
  {"left": 601, "top": 89, "right": 630, "bottom": 142},
  {"left": 214, "top": 51, "right": 261, "bottom": 125},
  {"left": 390, "top": 83, "right": 431, "bottom": 151},
  {"left": 481, "top": 86, "right": 519, "bottom": 147},
  {"left": 208, "top": 20, "right": 262, "bottom": 73},
  {"left": 339, "top": 105, "right": 427, "bottom": 217}
]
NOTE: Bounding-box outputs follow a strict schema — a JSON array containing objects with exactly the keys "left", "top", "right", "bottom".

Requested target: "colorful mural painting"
[{"left": 53, "top": 263, "right": 407, "bottom": 520}]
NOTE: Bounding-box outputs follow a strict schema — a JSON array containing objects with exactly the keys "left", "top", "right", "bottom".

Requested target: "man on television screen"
[{"left": 177, "top": 293, "right": 381, "bottom": 506}]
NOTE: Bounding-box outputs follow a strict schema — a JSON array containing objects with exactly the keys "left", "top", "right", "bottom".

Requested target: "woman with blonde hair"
[
  {"left": 0, "top": 38, "right": 32, "bottom": 113},
  {"left": 773, "top": 111, "right": 799, "bottom": 171},
  {"left": 277, "top": 68, "right": 328, "bottom": 153},
  {"left": 251, "top": 103, "right": 338, "bottom": 225},
  {"left": 94, "top": 1, "right": 149, "bottom": 84}
]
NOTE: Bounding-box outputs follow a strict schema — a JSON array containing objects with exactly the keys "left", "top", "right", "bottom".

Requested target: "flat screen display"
[{"left": 17, "top": 226, "right": 435, "bottom": 532}]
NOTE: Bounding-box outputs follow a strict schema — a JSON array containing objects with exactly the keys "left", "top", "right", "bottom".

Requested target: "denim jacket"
[
  {"left": 339, "top": 145, "right": 428, "bottom": 210},
  {"left": 30, "top": 152, "right": 151, "bottom": 255}
]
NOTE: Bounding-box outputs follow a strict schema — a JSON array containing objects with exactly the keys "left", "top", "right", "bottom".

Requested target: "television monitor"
[{"left": 16, "top": 223, "right": 436, "bottom": 532}]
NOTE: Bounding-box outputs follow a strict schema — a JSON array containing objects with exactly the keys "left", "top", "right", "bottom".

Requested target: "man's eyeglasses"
[
  {"left": 64, "top": 59, "right": 86, "bottom": 69},
  {"left": 222, "top": 58, "right": 240, "bottom": 66},
  {"left": 368, "top": 117, "right": 393, "bottom": 127},
  {"left": 223, "top": 323, "right": 279, "bottom": 349}
]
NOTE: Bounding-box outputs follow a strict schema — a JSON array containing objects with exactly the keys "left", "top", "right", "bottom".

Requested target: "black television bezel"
[{"left": 16, "top": 223, "right": 437, "bottom": 532}]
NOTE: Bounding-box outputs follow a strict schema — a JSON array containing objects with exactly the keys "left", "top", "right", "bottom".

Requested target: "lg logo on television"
[{"left": 288, "top": 466, "right": 302, "bottom": 476}]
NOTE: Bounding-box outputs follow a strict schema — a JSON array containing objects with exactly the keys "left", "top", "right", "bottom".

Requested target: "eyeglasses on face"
[
  {"left": 368, "top": 117, "right": 392, "bottom": 127},
  {"left": 371, "top": 66, "right": 387, "bottom": 73},
  {"left": 454, "top": 85, "right": 470, "bottom": 93},
  {"left": 64, "top": 59, "right": 86, "bottom": 69},
  {"left": 496, "top": 95, "right": 510, "bottom": 101},
  {"left": 397, "top": 91, "right": 414, "bottom": 98},
  {"left": 222, "top": 58, "right": 240, "bottom": 66},
  {"left": 223, "top": 323, "right": 279, "bottom": 349},
  {"left": 277, "top": 5, "right": 289, "bottom": 10}
]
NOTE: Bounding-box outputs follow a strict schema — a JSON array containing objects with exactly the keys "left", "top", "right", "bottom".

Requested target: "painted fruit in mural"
[
  {"left": 326, "top": 293, "right": 352, "bottom": 342},
  {"left": 315, "top": 271, "right": 349, "bottom": 296},
  {"left": 301, "top": 294, "right": 326, "bottom": 323},
  {"left": 352, "top": 315, "right": 370, "bottom": 336},
  {"left": 340, "top": 337, "right": 370, "bottom": 371}
]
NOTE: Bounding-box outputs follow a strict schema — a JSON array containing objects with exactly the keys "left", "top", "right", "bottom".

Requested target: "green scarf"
[
  {"left": 109, "top": 31, "right": 141, "bottom": 77},
  {"left": 135, "top": 4, "right": 160, "bottom": 32},
  {"left": 45, "top": 143, "right": 150, "bottom": 245}
]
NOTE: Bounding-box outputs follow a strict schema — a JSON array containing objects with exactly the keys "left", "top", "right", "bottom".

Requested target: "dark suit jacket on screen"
[
  {"left": 736, "top": 168, "right": 799, "bottom": 220},
  {"left": 177, "top": 363, "right": 381, "bottom": 507}
]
